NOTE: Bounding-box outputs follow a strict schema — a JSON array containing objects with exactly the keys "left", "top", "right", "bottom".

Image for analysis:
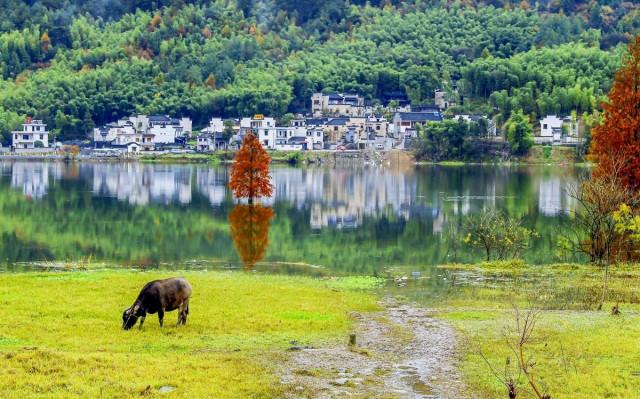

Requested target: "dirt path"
[{"left": 280, "top": 297, "right": 466, "bottom": 399}]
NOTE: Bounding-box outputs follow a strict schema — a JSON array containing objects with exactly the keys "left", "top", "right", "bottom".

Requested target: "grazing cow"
[{"left": 122, "top": 277, "right": 192, "bottom": 330}]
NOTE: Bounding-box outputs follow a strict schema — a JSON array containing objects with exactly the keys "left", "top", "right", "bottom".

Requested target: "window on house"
[
  {"left": 40, "top": 134, "right": 43, "bottom": 140},
  {"left": 23, "top": 135, "right": 29, "bottom": 140},
  {"left": 334, "top": 127, "right": 338, "bottom": 131},
  {"left": 543, "top": 124, "right": 548, "bottom": 129}
]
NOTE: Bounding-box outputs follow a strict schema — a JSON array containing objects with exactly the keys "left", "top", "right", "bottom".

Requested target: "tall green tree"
[{"left": 504, "top": 111, "right": 534, "bottom": 155}]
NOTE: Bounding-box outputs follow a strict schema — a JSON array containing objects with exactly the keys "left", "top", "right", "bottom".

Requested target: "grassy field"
[
  {"left": 0, "top": 271, "right": 378, "bottom": 398},
  {"left": 411, "top": 262, "right": 640, "bottom": 399}
]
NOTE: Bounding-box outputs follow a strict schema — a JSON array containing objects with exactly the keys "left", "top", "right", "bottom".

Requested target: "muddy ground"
[{"left": 280, "top": 297, "right": 468, "bottom": 399}]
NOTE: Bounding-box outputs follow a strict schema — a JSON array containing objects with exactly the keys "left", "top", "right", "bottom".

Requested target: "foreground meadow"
[{"left": 0, "top": 271, "right": 378, "bottom": 398}]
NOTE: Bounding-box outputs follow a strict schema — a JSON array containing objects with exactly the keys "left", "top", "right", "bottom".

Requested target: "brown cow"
[{"left": 122, "top": 277, "right": 192, "bottom": 330}]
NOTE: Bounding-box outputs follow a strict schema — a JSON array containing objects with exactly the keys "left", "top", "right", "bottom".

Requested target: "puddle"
[
  {"left": 398, "top": 366, "right": 439, "bottom": 398},
  {"left": 159, "top": 385, "right": 177, "bottom": 394}
]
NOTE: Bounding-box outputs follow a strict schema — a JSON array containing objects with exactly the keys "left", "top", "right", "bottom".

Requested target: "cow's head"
[{"left": 122, "top": 304, "right": 143, "bottom": 330}]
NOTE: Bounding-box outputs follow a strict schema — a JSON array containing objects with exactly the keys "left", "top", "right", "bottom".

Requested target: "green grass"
[
  {"left": 427, "top": 263, "right": 640, "bottom": 399},
  {"left": 0, "top": 271, "right": 378, "bottom": 398}
]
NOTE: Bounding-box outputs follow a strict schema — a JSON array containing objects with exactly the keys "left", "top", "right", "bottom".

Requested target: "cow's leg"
[
  {"left": 177, "top": 303, "right": 184, "bottom": 326},
  {"left": 182, "top": 300, "right": 190, "bottom": 325},
  {"left": 158, "top": 309, "right": 164, "bottom": 327},
  {"left": 138, "top": 316, "right": 146, "bottom": 330},
  {"left": 178, "top": 300, "right": 189, "bottom": 326}
]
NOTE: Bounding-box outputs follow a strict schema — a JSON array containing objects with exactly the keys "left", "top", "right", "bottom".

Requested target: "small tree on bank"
[
  {"left": 568, "top": 160, "right": 639, "bottom": 310},
  {"left": 463, "top": 210, "right": 537, "bottom": 261},
  {"left": 229, "top": 130, "right": 273, "bottom": 204}
]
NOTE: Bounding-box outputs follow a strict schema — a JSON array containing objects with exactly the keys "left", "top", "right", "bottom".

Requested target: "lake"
[{"left": 0, "top": 161, "right": 587, "bottom": 274}]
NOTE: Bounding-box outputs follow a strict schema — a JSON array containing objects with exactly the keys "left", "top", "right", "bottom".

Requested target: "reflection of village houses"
[
  {"left": 92, "top": 164, "right": 192, "bottom": 205},
  {"left": 195, "top": 167, "right": 228, "bottom": 206},
  {"left": 270, "top": 168, "right": 417, "bottom": 229},
  {"left": 537, "top": 175, "right": 576, "bottom": 216},
  {"left": 4, "top": 162, "right": 579, "bottom": 231},
  {"left": 10, "top": 162, "right": 62, "bottom": 199}
]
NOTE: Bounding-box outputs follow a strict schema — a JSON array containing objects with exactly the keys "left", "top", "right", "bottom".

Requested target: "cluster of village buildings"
[{"left": 9, "top": 92, "right": 583, "bottom": 154}]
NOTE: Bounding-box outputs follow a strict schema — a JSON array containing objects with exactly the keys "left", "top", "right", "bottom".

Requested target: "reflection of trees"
[{"left": 229, "top": 204, "right": 274, "bottom": 271}]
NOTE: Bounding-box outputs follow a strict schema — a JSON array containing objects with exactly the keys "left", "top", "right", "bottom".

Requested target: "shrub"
[{"left": 463, "top": 210, "right": 537, "bottom": 261}]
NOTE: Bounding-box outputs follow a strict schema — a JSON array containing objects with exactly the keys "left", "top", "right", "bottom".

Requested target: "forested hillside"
[{"left": 0, "top": 0, "right": 638, "bottom": 141}]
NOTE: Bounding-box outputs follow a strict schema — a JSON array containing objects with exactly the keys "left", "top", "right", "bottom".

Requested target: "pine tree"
[
  {"left": 229, "top": 130, "right": 273, "bottom": 203},
  {"left": 40, "top": 31, "right": 51, "bottom": 53},
  {"left": 590, "top": 35, "right": 640, "bottom": 190}
]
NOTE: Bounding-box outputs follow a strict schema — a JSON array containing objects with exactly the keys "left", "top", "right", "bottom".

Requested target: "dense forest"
[{"left": 0, "top": 0, "right": 638, "bottom": 141}]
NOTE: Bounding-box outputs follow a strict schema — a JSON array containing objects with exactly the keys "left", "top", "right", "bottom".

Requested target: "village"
[{"left": 7, "top": 91, "right": 584, "bottom": 156}]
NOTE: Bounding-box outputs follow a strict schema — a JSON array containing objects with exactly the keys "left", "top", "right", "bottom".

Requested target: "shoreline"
[{"left": 0, "top": 147, "right": 590, "bottom": 166}]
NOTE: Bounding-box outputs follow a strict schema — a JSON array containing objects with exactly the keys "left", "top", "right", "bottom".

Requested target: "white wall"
[{"left": 540, "top": 116, "right": 563, "bottom": 138}]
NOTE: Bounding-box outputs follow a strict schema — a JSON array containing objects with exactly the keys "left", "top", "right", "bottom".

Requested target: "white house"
[
  {"left": 240, "top": 115, "right": 277, "bottom": 148},
  {"left": 539, "top": 115, "right": 579, "bottom": 144},
  {"left": 201, "top": 117, "right": 226, "bottom": 134},
  {"left": 197, "top": 132, "right": 229, "bottom": 152},
  {"left": 147, "top": 115, "right": 191, "bottom": 144},
  {"left": 93, "top": 121, "right": 136, "bottom": 143},
  {"left": 94, "top": 115, "right": 193, "bottom": 149},
  {"left": 392, "top": 111, "right": 443, "bottom": 137},
  {"left": 311, "top": 92, "right": 365, "bottom": 117},
  {"left": 12, "top": 118, "right": 50, "bottom": 149}
]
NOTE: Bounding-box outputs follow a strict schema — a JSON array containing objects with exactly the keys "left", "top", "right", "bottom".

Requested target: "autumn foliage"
[
  {"left": 229, "top": 204, "right": 274, "bottom": 271},
  {"left": 590, "top": 35, "right": 640, "bottom": 190},
  {"left": 229, "top": 131, "right": 273, "bottom": 202}
]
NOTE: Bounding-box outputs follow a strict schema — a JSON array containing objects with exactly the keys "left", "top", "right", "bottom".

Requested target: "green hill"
[{"left": 0, "top": 0, "right": 637, "bottom": 141}]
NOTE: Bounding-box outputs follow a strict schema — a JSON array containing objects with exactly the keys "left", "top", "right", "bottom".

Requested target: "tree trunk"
[{"left": 599, "top": 263, "right": 610, "bottom": 311}]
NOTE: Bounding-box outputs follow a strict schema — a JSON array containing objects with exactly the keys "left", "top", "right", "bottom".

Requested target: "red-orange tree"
[
  {"left": 229, "top": 204, "right": 274, "bottom": 271},
  {"left": 229, "top": 131, "right": 273, "bottom": 203},
  {"left": 591, "top": 35, "right": 640, "bottom": 190}
]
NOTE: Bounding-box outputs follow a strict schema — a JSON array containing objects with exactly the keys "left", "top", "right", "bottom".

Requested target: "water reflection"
[
  {"left": 92, "top": 163, "right": 192, "bottom": 205},
  {"left": 0, "top": 161, "right": 586, "bottom": 271},
  {"left": 229, "top": 204, "right": 274, "bottom": 270},
  {"left": 10, "top": 162, "right": 62, "bottom": 200}
]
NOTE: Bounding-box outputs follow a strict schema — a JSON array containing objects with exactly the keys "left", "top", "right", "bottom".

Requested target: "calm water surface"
[{"left": 0, "top": 161, "right": 586, "bottom": 274}]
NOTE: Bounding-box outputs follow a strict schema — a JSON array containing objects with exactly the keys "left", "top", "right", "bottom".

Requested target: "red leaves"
[
  {"left": 591, "top": 35, "right": 640, "bottom": 190},
  {"left": 229, "top": 204, "right": 274, "bottom": 271},
  {"left": 229, "top": 131, "right": 273, "bottom": 202}
]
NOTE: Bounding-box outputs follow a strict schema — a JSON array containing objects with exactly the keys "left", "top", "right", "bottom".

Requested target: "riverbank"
[
  {"left": 0, "top": 145, "right": 587, "bottom": 166},
  {"left": 0, "top": 271, "right": 378, "bottom": 398},
  {"left": 416, "top": 145, "right": 587, "bottom": 166}
]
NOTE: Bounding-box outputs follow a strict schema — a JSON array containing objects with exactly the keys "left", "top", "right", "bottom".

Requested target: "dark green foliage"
[
  {"left": 413, "top": 117, "right": 499, "bottom": 161},
  {"left": 463, "top": 44, "right": 621, "bottom": 118}
]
